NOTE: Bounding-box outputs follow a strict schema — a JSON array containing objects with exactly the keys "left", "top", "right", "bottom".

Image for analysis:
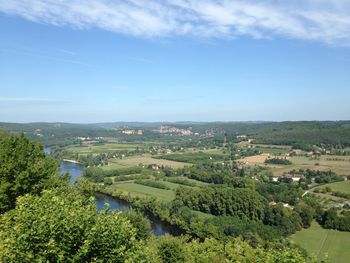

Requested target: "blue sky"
[{"left": 0, "top": 0, "right": 350, "bottom": 123}]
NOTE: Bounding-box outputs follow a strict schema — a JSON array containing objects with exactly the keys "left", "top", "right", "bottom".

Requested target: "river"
[{"left": 59, "top": 160, "right": 179, "bottom": 236}]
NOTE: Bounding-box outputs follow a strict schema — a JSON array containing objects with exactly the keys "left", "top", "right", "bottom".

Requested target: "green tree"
[
  {"left": 0, "top": 188, "right": 141, "bottom": 262},
  {"left": 0, "top": 134, "right": 58, "bottom": 213}
]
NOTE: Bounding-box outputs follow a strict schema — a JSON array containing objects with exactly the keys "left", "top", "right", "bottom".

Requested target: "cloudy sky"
[{"left": 0, "top": 0, "right": 350, "bottom": 122}]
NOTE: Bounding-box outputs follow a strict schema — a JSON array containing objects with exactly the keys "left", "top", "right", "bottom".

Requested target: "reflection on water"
[
  {"left": 60, "top": 161, "right": 84, "bottom": 185},
  {"left": 59, "top": 161, "right": 181, "bottom": 236}
]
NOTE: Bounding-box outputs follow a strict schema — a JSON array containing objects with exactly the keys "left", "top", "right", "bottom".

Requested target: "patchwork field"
[
  {"left": 106, "top": 155, "right": 189, "bottom": 169},
  {"left": 65, "top": 143, "right": 140, "bottom": 154},
  {"left": 157, "top": 151, "right": 230, "bottom": 164},
  {"left": 253, "top": 147, "right": 291, "bottom": 155},
  {"left": 239, "top": 154, "right": 350, "bottom": 177},
  {"left": 290, "top": 222, "right": 350, "bottom": 263},
  {"left": 238, "top": 154, "right": 270, "bottom": 165},
  {"left": 276, "top": 156, "right": 350, "bottom": 176}
]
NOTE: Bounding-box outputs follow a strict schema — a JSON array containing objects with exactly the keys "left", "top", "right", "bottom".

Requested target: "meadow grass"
[
  {"left": 315, "top": 180, "right": 350, "bottom": 194},
  {"left": 253, "top": 147, "right": 291, "bottom": 155},
  {"left": 107, "top": 155, "right": 189, "bottom": 169},
  {"left": 270, "top": 155, "right": 350, "bottom": 177},
  {"left": 65, "top": 143, "right": 140, "bottom": 154},
  {"left": 290, "top": 221, "right": 350, "bottom": 263},
  {"left": 107, "top": 182, "right": 175, "bottom": 202}
]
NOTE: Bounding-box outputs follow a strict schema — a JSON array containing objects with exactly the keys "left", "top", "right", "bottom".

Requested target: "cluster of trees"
[
  {"left": 172, "top": 185, "right": 313, "bottom": 238},
  {"left": 318, "top": 208, "right": 350, "bottom": 232},
  {"left": 314, "top": 187, "right": 350, "bottom": 200},
  {"left": 82, "top": 166, "right": 143, "bottom": 183},
  {"left": 257, "top": 181, "right": 304, "bottom": 205},
  {"left": 174, "top": 186, "right": 266, "bottom": 220},
  {"left": 0, "top": 133, "right": 59, "bottom": 213},
  {"left": 265, "top": 158, "right": 292, "bottom": 165},
  {"left": 179, "top": 163, "right": 232, "bottom": 184},
  {"left": 252, "top": 121, "right": 350, "bottom": 147},
  {"left": 289, "top": 169, "right": 342, "bottom": 184},
  {"left": 157, "top": 151, "right": 230, "bottom": 164},
  {"left": 0, "top": 188, "right": 312, "bottom": 262}
]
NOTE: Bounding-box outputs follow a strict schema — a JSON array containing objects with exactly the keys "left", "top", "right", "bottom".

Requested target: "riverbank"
[
  {"left": 94, "top": 189, "right": 185, "bottom": 236},
  {"left": 62, "top": 159, "right": 82, "bottom": 164}
]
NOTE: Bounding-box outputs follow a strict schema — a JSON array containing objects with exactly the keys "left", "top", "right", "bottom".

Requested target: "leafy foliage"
[
  {"left": 0, "top": 134, "right": 58, "bottom": 213},
  {"left": 0, "top": 188, "right": 140, "bottom": 262}
]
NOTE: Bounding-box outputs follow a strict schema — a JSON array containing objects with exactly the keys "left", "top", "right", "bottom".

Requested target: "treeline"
[
  {"left": 0, "top": 187, "right": 312, "bottom": 262},
  {"left": 82, "top": 166, "right": 143, "bottom": 183},
  {"left": 319, "top": 208, "right": 350, "bottom": 232},
  {"left": 265, "top": 158, "right": 292, "bottom": 165},
  {"left": 288, "top": 169, "right": 342, "bottom": 184},
  {"left": 156, "top": 151, "right": 230, "bottom": 164},
  {"left": 252, "top": 121, "right": 350, "bottom": 147},
  {"left": 174, "top": 186, "right": 266, "bottom": 220}
]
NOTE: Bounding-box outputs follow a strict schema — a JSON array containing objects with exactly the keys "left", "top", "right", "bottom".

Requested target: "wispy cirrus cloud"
[{"left": 0, "top": 0, "right": 350, "bottom": 45}]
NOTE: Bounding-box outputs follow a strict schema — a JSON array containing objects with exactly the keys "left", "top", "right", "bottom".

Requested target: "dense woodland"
[{"left": 2, "top": 120, "right": 350, "bottom": 148}]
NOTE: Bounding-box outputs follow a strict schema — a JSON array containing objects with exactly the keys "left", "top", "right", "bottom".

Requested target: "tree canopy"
[{"left": 0, "top": 134, "right": 58, "bottom": 213}]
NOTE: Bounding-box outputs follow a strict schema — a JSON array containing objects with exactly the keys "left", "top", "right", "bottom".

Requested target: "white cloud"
[{"left": 1, "top": 0, "right": 350, "bottom": 45}]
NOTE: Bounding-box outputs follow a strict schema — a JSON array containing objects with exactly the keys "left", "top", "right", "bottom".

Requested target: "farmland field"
[
  {"left": 158, "top": 151, "right": 230, "bottom": 164},
  {"left": 65, "top": 143, "right": 140, "bottom": 154},
  {"left": 253, "top": 147, "right": 291, "bottom": 155},
  {"left": 105, "top": 182, "right": 175, "bottom": 202},
  {"left": 290, "top": 221, "right": 350, "bottom": 263},
  {"left": 239, "top": 154, "right": 350, "bottom": 177},
  {"left": 272, "top": 156, "right": 350, "bottom": 176},
  {"left": 107, "top": 155, "right": 189, "bottom": 169},
  {"left": 238, "top": 154, "right": 270, "bottom": 165},
  {"left": 315, "top": 180, "right": 350, "bottom": 194}
]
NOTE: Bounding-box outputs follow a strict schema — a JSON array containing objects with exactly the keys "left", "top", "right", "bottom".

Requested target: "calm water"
[{"left": 59, "top": 160, "right": 180, "bottom": 236}]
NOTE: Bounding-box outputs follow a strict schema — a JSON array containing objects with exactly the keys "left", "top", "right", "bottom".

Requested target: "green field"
[
  {"left": 290, "top": 222, "right": 350, "bottom": 263},
  {"left": 66, "top": 143, "right": 140, "bottom": 154},
  {"left": 271, "top": 155, "right": 350, "bottom": 176},
  {"left": 106, "top": 155, "right": 189, "bottom": 169},
  {"left": 105, "top": 182, "right": 175, "bottom": 202},
  {"left": 157, "top": 151, "right": 229, "bottom": 164},
  {"left": 253, "top": 147, "right": 291, "bottom": 155},
  {"left": 315, "top": 180, "right": 350, "bottom": 194}
]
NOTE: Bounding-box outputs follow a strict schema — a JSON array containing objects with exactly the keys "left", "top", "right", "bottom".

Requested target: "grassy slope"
[
  {"left": 290, "top": 221, "right": 350, "bottom": 263},
  {"left": 107, "top": 155, "right": 189, "bottom": 169},
  {"left": 66, "top": 143, "right": 139, "bottom": 154},
  {"left": 315, "top": 180, "right": 350, "bottom": 194},
  {"left": 106, "top": 182, "right": 175, "bottom": 202},
  {"left": 271, "top": 155, "right": 350, "bottom": 176}
]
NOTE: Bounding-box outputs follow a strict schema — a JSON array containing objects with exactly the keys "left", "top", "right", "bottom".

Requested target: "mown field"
[
  {"left": 253, "top": 147, "right": 291, "bottom": 155},
  {"left": 65, "top": 143, "right": 140, "bottom": 154},
  {"left": 105, "top": 155, "right": 189, "bottom": 170},
  {"left": 105, "top": 182, "right": 175, "bottom": 202},
  {"left": 290, "top": 221, "right": 350, "bottom": 263},
  {"left": 104, "top": 174, "right": 206, "bottom": 202},
  {"left": 315, "top": 180, "right": 350, "bottom": 194},
  {"left": 157, "top": 151, "right": 230, "bottom": 164},
  {"left": 239, "top": 153, "right": 350, "bottom": 177},
  {"left": 272, "top": 156, "right": 350, "bottom": 176}
]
